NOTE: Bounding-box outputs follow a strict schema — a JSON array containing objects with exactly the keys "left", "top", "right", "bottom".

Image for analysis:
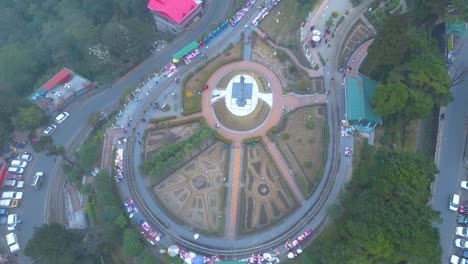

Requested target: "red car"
[{"left": 6, "top": 174, "right": 22, "bottom": 181}]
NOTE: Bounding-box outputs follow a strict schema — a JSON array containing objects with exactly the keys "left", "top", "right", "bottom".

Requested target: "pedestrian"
[
  {"left": 138, "top": 140, "right": 141, "bottom": 145},
  {"left": 137, "top": 132, "right": 140, "bottom": 136}
]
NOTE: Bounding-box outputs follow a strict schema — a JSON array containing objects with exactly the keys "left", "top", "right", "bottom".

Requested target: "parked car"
[
  {"left": 451, "top": 255, "right": 468, "bottom": 264},
  {"left": 1, "top": 192, "right": 23, "bottom": 200},
  {"left": 451, "top": 194, "right": 461, "bottom": 211},
  {"left": 457, "top": 227, "right": 468, "bottom": 238},
  {"left": 6, "top": 174, "right": 22, "bottom": 181},
  {"left": 458, "top": 215, "right": 468, "bottom": 225},
  {"left": 10, "top": 160, "right": 27, "bottom": 168},
  {"left": 16, "top": 152, "right": 32, "bottom": 162},
  {"left": 55, "top": 112, "right": 69, "bottom": 124},
  {"left": 5, "top": 233, "right": 19, "bottom": 253},
  {"left": 456, "top": 239, "right": 468, "bottom": 249},
  {"left": 7, "top": 214, "right": 18, "bottom": 231},
  {"left": 7, "top": 167, "right": 24, "bottom": 175},
  {"left": 462, "top": 181, "right": 468, "bottom": 190},
  {"left": 43, "top": 124, "right": 57, "bottom": 135},
  {"left": 460, "top": 206, "right": 468, "bottom": 215}
]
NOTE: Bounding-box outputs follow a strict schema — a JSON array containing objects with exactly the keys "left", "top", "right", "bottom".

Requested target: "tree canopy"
[
  {"left": 24, "top": 224, "right": 85, "bottom": 264},
  {"left": 300, "top": 145, "right": 441, "bottom": 263},
  {"left": 10, "top": 105, "right": 44, "bottom": 130}
]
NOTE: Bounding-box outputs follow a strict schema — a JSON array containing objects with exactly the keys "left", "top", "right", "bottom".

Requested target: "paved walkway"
[
  {"left": 202, "top": 60, "right": 326, "bottom": 238},
  {"left": 226, "top": 144, "right": 242, "bottom": 239},
  {"left": 346, "top": 39, "right": 373, "bottom": 77}
]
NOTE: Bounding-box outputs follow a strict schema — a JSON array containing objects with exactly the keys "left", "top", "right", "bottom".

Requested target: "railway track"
[{"left": 122, "top": 15, "right": 343, "bottom": 257}]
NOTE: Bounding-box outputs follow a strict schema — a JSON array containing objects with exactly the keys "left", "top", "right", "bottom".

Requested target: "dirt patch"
[
  {"left": 153, "top": 142, "right": 228, "bottom": 235},
  {"left": 213, "top": 98, "right": 271, "bottom": 131},
  {"left": 259, "top": 0, "right": 317, "bottom": 67},
  {"left": 274, "top": 106, "right": 327, "bottom": 198},
  {"left": 251, "top": 34, "right": 324, "bottom": 94},
  {"left": 182, "top": 42, "right": 243, "bottom": 115},
  {"left": 239, "top": 144, "right": 298, "bottom": 233},
  {"left": 143, "top": 122, "right": 200, "bottom": 160}
]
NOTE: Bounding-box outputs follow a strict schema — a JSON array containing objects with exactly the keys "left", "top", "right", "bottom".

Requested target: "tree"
[
  {"left": 11, "top": 105, "right": 44, "bottom": 130},
  {"left": 25, "top": 224, "right": 84, "bottom": 264},
  {"left": 77, "top": 143, "right": 97, "bottom": 168},
  {"left": 123, "top": 228, "right": 142, "bottom": 257},
  {"left": 372, "top": 81, "right": 409, "bottom": 117},
  {"left": 32, "top": 136, "right": 54, "bottom": 153},
  {"left": 49, "top": 145, "right": 75, "bottom": 166},
  {"left": 363, "top": 14, "right": 410, "bottom": 81}
]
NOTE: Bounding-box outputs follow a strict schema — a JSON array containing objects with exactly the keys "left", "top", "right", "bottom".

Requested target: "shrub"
[
  {"left": 304, "top": 160, "right": 313, "bottom": 168},
  {"left": 282, "top": 133, "right": 290, "bottom": 140},
  {"left": 306, "top": 120, "right": 315, "bottom": 129}
]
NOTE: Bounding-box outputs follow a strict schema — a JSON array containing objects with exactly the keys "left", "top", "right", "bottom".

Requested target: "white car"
[
  {"left": 10, "top": 160, "right": 28, "bottom": 168},
  {"left": 55, "top": 112, "right": 69, "bottom": 124},
  {"left": 5, "top": 233, "right": 19, "bottom": 253},
  {"left": 7, "top": 214, "right": 18, "bottom": 231},
  {"left": 16, "top": 153, "right": 32, "bottom": 162},
  {"left": 43, "top": 124, "right": 57, "bottom": 135},
  {"left": 451, "top": 255, "right": 468, "bottom": 264},
  {"left": 462, "top": 181, "right": 468, "bottom": 191},
  {"left": 457, "top": 227, "right": 468, "bottom": 238},
  {"left": 456, "top": 239, "right": 468, "bottom": 249},
  {"left": 7, "top": 167, "right": 24, "bottom": 175},
  {"left": 450, "top": 194, "right": 461, "bottom": 211}
]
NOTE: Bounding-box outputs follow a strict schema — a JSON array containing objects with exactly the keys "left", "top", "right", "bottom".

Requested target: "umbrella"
[
  {"left": 297, "top": 248, "right": 303, "bottom": 254},
  {"left": 184, "top": 252, "right": 197, "bottom": 264},
  {"left": 194, "top": 233, "right": 200, "bottom": 240},
  {"left": 173, "top": 58, "right": 179, "bottom": 63},
  {"left": 312, "top": 30, "right": 321, "bottom": 35},
  {"left": 167, "top": 245, "right": 180, "bottom": 257},
  {"left": 287, "top": 252, "right": 295, "bottom": 259},
  {"left": 193, "top": 255, "right": 204, "bottom": 264},
  {"left": 312, "top": 35, "right": 321, "bottom": 42}
]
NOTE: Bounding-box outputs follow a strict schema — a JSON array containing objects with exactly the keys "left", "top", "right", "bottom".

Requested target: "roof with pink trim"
[{"left": 147, "top": 0, "right": 200, "bottom": 24}]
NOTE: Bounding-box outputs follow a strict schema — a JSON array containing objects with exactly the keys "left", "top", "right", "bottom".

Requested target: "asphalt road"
[
  {"left": 432, "top": 36, "right": 468, "bottom": 263},
  {"left": 17, "top": 1, "right": 230, "bottom": 263}
]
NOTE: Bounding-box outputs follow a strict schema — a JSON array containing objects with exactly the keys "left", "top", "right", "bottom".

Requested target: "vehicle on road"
[
  {"left": 31, "top": 172, "right": 44, "bottom": 189},
  {"left": 1, "top": 192, "right": 23, "bottom": 200},
  {"left": 462, "top": 181, "right": 468, "bottom": 191},
  {"left": 43, "top": 124, "right": 57, "bottom": 135},
  {"left": 10, "top": 160, "right": 27, "bottom": 168},
  {"left": 16, "top": 152, "right": 32, "bottom": 162},
  {"left": 451, "top": 255, "right": 468, "bottom": 264},
  {"left": 5, "top": 233, "right": 19, "bottom": 253},
  {"left": 55, "top": 112, "right": 70, "bottom": 124},
  {"left": 451, "top": 194, "right": 461, "bottom": 211},
  {"left": 3, "top": 180, "right": 24, "bottom": 189},
  {"left": 456, "top": 239, "right": 468, "bottom": 249},
  {"left": 458, "top": 215, "right": 468, "bottom": 225},
  {"left": 7, "top": 167, "right": 24, "bottom": 175},
  {"left": 0, "top": 199, "right": 19, "bottom": 209},
  {"left": 457, "top": 227, "right": 468, "bottom": 238},
  {"left": 7, "top": 214, "right": 18, "bottom": 231}
]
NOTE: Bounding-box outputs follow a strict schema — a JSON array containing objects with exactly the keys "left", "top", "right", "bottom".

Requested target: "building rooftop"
[
  {"left": 147, "top": 0, "right": 200, "bottom": 24},
  {"left": 345, "top": 76, "right": 382, "bottom": 124}
]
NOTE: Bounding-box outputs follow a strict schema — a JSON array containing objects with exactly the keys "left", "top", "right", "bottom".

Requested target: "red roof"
[
  {"left": 43, "top": 69, "right": 73, "bottom": 91},
  {"left": 147, "top": 0, "right": 199, "bottom": 24}
]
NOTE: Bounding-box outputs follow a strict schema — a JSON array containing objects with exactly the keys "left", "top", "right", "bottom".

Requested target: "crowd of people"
[
  {"left": 138, "top": 220, "right": 162, "bottom": 245},
  {"left": 230, "top": 0, "right": 256, "bottom": 27},
  {"left": 114, "top": 148, "right": 124, "bottom": 182},
  {"left": 124, "top": 199, "right": 138, "bottom": 218}
]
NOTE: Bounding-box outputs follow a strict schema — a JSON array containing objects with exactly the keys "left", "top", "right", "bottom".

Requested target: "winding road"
[{"left": 19, "top": 0, "right": 375, "bottom": 262}]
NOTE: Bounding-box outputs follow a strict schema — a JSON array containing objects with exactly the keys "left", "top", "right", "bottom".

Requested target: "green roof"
[
  {"left": 172, "top": 41, "right": 199, "bottom": 60},
  {"left": 446, "top": 22, "right": 468, "bottom": 36},
  {"left": 345, "top": 76, "right": 382, "bottom": 124}
]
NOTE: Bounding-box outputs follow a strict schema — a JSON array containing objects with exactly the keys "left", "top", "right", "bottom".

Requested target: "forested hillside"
[{"left": 0, "top": 0, "right": 163, "bottom": 146}]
